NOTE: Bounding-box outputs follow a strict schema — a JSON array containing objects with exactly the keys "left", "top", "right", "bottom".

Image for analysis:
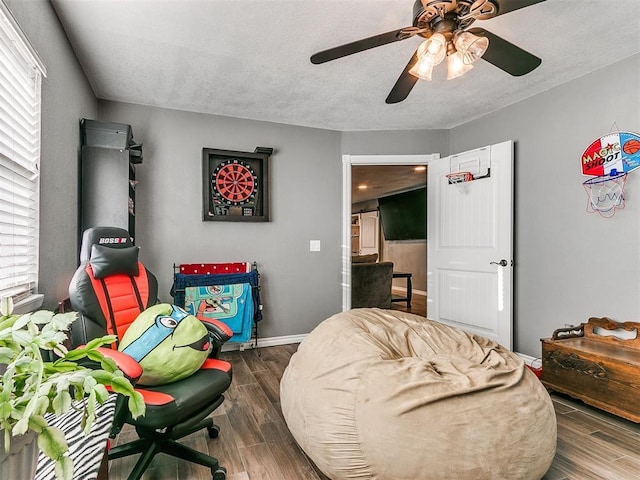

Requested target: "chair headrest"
[{"left": 79, "top": 227, "right": 134, "bottom": 263}]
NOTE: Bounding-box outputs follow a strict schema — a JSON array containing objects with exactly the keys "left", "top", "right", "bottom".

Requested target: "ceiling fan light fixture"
[
  {"left": 446, "top": 51, "right": 474, "bottom": 79},
  {"left": 409, "top": 55, "right": 435, "bottom": 80},
  {"left": 454, "top": 31, "right": 489, "bottom": 65},
  {"left": 408, "top": 33, "right": 447, "bottom": 80}
]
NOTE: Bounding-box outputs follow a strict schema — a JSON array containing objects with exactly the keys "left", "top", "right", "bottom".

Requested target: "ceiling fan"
[{"left": 310, "top": 0, "right": 546, "bottom": 103}]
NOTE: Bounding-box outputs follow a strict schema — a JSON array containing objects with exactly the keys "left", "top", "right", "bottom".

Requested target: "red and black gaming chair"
[{"left": 68, "top": 227, "right": 233, "bottom": 480}]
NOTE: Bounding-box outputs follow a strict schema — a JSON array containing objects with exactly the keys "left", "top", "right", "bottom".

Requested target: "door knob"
[{"left": 490, "top": 259, "right": 508, "bottom": 267}]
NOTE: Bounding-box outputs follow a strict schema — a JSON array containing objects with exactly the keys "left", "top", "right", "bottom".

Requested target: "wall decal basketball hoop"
[
  {"left": 581, "top": 131, "right": 640, "bottom": 218},
  {"left": 583, "top": 170, "right": 627, "bottom": 218}
]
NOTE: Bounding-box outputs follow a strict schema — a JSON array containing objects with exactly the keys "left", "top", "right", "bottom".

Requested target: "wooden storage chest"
[{"left": 541, "top": 317, "right": 640, "bottom": 423}]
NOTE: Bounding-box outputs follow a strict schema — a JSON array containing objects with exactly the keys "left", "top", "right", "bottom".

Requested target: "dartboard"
[{"left": 212, "top": 159, "right": 258, "bottom": 205}]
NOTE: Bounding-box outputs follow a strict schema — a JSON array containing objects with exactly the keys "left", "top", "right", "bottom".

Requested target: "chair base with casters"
[
  {"left": 109, "top": 395, "right": 226, "bottom": 480},
  {"left": 68, "top": 227, "right": 233, "bottom": 480}
]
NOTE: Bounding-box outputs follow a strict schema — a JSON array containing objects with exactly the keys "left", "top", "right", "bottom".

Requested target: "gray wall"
[
  {"left": 97, "top": 101, "right": 343, "bottom": 339},
  {"left": 6, "top": 0, "right": 98, "bottom": 308},
  {"left": 450, "top": 53, "right": 640, "bottom": 357},
  {"left": 341, "top": 129, "right": 449, "bottom": 156}
]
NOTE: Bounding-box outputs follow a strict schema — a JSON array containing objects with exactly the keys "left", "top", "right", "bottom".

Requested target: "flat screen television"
[{"left": 378, "top": 187, "right": 426, "bottom": 241}]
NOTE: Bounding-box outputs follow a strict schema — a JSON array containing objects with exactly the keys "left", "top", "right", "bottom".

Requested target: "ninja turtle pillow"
[{"left": 118, "top": 304, "right": 211, "bottom": 386}]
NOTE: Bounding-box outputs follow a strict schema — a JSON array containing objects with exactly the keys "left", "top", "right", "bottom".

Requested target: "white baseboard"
[
  {"left": 516, "top": 352, "right": 542, "bottom": 368},
  {"left": 222, "top": 333, "right": 307, "bottom": 352}
]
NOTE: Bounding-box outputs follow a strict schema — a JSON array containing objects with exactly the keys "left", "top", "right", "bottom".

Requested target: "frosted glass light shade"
[
  {"left": 408, "top": 34, "right": 446, "bottom": 80},
  {"left": 409, "top": 55, "right": 435, "bottom": 80},
  {"left": 447, "top": 51, "right": 474, "bottom": 79},
  {"left": 454, "top": 31, "right": 489, "bottom": 64}
]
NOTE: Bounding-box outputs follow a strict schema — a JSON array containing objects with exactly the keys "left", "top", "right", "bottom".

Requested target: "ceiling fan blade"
[
  {"left": 468, "top": 27, "right": 541, "bottom": 76},
  {"left": 385, "top": 52, "right": 419, "bottom": 104},
  {"left": 492, "top": 0, "right": 547, "bottom": 17},
  {"left": 311, "top": 28, "right": 413, "bottom": 64}
]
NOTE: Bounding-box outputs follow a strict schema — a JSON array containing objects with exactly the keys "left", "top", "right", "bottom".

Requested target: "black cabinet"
[
  {"left": 79, "top": 120, "right": 142, "bottom": 245},
  {"left": 80, "top": 146, "right": 136, "bottom": 239}
]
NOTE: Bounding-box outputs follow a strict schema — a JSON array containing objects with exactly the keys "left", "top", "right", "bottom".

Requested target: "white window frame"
[{"left": 0, "top": 1, "right": 47, "bottom": 311}]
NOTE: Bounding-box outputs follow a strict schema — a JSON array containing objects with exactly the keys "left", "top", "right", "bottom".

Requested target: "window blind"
[{"left": 0, "top": 2, "right": 46, "bottom": 302}]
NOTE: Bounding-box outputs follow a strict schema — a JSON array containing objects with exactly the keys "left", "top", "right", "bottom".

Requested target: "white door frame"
[{"left": 341, "top": 153, "right": 440, "bottom": 312}]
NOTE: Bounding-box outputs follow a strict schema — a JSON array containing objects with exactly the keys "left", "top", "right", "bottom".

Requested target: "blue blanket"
[
  {"left": 184, "top": 283, "right": 253, "bottom": 343},
  {"left": 171, "top": 270, "right": 262, "bottom": 343}
]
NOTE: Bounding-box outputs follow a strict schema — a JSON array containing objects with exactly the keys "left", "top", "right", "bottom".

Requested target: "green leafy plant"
[{"left": 0, "top": 297, "right": 145, "bottom": 480}]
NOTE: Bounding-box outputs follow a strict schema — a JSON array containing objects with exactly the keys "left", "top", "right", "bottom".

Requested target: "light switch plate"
[{"left": 310, "top": 240, "right": 321, "bottom": 252}]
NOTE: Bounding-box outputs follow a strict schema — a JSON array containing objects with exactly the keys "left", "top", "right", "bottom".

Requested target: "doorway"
[{"left": 341, "top": 153, "right": 440, "bottom": 312}]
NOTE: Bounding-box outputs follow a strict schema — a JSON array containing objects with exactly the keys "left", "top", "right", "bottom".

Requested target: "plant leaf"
[
  {"left": 12, "top": 314, "right": 31, "bottom": 330},
  {"left": 90, "top": 370, "right": 113, "bottom": 383},
  {"left": 12, "top": 416, "right": 29, "bottom": 436},
  {"left": 0, "top": 296, "right": 13, "bottom": 316},
  {"left": 46, "top": 360, "right": 79, "bottom": 373},
  {"left": 85, "top": 335, "right": 115, "bottom": 350},
  {"left": 52, "top": 391, "right": 72, "bottom": 415},
  {"left": 83, "top": 375, "right": 97, "bottom": 392},
  {"left": 63, "top": 348, "right": 87, "bottom": 361},
  {"left": 0, "top": 314, "right": 19, "bottom": 331},
  {"left": 86, "top": 349, "right": 104, "bottom": 363},
  {"left": 0, "top": 399, "right": 12, "bottom": 419},
  {"left": 28, "top": 415, "right": 48, "bottom": 433},
  {"left": 38, "top": 425, "right": 68, "bottom": 460},
  {"left": 0, "top": 346, "right": 15, "bottom": 363},
  {"left": 54, "top": 455, "right": 74, "bottom": 480},
  {"left": 35, "top": 395, "right": 50, "bottom": 415},
  {"left": 94, "top": 384, "right": 110, "bottom": 403},
  {"left": 100, "top": 356, "right": 117, "bottom": 372},
  {"left": 108, "top": 376, "right": 135, "bottom": 396},
  {"left": 84, "top": 391, "right": 96, "bottom": 434},
  {"left": 29, "top": 310, "right": 55, "bottom": 325},
  {"left": 45, "top": 312, "right": 77, "bottom": 329},
  {"left": 128, "top": 391, "right": 146, "bottom": 419},
  {"left": 11, "top": 329, "right": 33, "bottom": 344},
  {"left": 53, "top": 344, "right": 69, "bottom": 358}
]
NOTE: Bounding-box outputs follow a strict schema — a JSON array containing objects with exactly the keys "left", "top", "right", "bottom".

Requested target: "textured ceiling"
[
  {"left": 352, "top": 165, "right": 427, "bottom": 204},
  {"left": 50, "top": 0, "right": 640, "bottom": 131}
]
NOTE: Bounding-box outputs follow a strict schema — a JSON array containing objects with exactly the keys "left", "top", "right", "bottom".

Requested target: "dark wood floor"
[
  {"left": 109, "top": 337, "right": 640, "bottom": 479},
  {"left": 391, "top": 290, "right": 427, "bottom": 317}
]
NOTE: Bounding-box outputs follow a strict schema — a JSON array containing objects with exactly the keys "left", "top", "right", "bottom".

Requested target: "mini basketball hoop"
[
  {"left": 446, "top": 171, "right": 474, "bottom": 194},
  {"left": 583, "top": 170, "right": 628, "bottom": 218}
]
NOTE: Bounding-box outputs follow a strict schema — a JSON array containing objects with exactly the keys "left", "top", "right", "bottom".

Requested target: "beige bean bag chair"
[{"left": 280, "top": 308, "right": 556, "bottom": 480}]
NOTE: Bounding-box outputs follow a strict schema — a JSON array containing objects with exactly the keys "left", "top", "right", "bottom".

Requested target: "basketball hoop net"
[
  {"left": 446, "top": 171, "right": 473, "bottom": 194},
  {"left": 583, "top": 171, "right": 627, "bottom": 218}
]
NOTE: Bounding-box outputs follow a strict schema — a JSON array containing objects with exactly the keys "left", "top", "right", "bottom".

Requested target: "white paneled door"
[
  {"left": 427, "top": 141, "right": 513, "bottom": 349},
  {"left": 359, "top": 211, "right": 379, "bottom": 256}
]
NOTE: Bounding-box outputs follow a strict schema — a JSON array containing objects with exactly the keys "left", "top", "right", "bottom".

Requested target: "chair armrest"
[
  {"left": 95, "top": 347, "right": 143, "bottom": 382},
  {"left": 198, "top": 317, "right": 233, "bottom": 344}
]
